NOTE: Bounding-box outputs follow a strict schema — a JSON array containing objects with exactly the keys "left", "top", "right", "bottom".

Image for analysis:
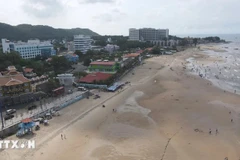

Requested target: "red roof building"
[
  {"left": 90, "top": 61, "right": 116, "bottom": 66},
  {"left": 79, "top": 72, "right": 112, "bottom": 83},
  {"left": 88, "top": 61, "right": 120, "bottom": 74},
  {"left": 123, "top": 53, "right": 140, "bottom": 58},
  {"left": 136, "top": 50, "right": 143, "bottom": 54},
  {"left": 146, "top": 47, "right": 153, "bottom": 51},
  {"left": 23, "top": 68, "right": 33, "bottom": 73}
]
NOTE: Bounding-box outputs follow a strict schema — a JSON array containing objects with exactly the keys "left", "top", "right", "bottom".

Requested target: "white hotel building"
[
  {"left": 129, "top": 28, "right": 169, "bottom": 41},
  {"left": 1, "top": 39, "right": 56, "bottom": 59},
  {"left": 73, "top": 35, "right": 92, "bottom": 54}
]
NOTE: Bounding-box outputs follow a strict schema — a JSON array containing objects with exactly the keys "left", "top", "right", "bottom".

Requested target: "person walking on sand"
[
  {"left": 61, "top": 134, "right": 63, "bottom": 140},
  {"left": 231, "top": 119, "right": 233, "bottom": 123},
  {"left": 209, "top": 129, "right": 212, "bottom": 135},
  {"left": 216, "top": 129, "right": 218, "bottom": 135}
]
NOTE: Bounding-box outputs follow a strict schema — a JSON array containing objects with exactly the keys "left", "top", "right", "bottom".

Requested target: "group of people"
[
  {"left": 208, "top": 128, "right": 218, "bottom": 135},
  {"left": 102, "top": 104, "right": 117, "bottom": 113},
  {"left": 61, "top": 134, "right": 67, "bottom": 140},
  {"left": 189, "top": 55, "right": 240, "bottom": 94}
]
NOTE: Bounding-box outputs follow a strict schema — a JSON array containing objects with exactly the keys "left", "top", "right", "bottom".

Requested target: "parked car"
[
  {"left": 93, "top": 95, "right": 100, "bottom": 99},
  {"left": 125, "top": 81, "right": 130, "bottom": 84},
  {"left": 28, "top": 105, "right": 37, "bottom": 110},
  {"left": 33, "top": 118, "right": 44, "bottom": 124},
  {"left": 6, "top": 109, "right": 16, "bottom": 115},
  {"left": 4, "top": 114, "right": 14, "bottom": 120},
  {"left": 77, "top": 87, "right": 87, "bottom": 91},
  {"left": 68, "top": 89, "right": 73, "bottom": 94}
]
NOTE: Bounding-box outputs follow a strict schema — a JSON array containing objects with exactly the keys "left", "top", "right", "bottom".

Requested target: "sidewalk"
[{"left": 0, "top": 91, "right": 86, "bottom": 129}]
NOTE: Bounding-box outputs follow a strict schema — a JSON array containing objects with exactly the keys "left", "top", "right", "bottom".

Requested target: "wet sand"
[{"left": 1, "top": 45, "right": 240, "bottom": 160}]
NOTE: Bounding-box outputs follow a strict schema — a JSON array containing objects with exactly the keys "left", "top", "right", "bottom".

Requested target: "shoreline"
[
  {"left": 186, "top": 43, "right": 240, "bottom": 95},
  {"left": 1, "top": 44, "right": 240, "bottom": 160}
]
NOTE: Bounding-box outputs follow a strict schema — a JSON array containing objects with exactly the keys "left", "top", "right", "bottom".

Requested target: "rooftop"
[
  {"left": 123, "top": 53, "right": 140, "bottom": 58},
  {"left": 0, "top": 74, "right": 30, "bottom": 86},
  {"left": 65, "top": 54, "right": 79, "bottom": 57},
  {"left": 79, "top": 72, "right": 112, "bottom": 83},
  {"left": 90, "top": 61, "right": 116, "bottom": 66},
  {"left": 23, "top": 68, "right": 33, "bottom": 73},
  {"left": 21, "top": 118, "right": 32, "bottom": 123},
  {"left": 2, "top": 66, "right": 20, "bottom": 76},
  {"left": 74, "top": 35, "right": 91, "bottom": 38},
  {"left": 52, "top": 86, "right": 64, "bottom": 92},
  {"left": 146, "top": 47, "right": 153, "bottom": 51}
]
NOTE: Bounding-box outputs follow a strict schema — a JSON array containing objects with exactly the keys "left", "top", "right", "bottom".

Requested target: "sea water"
[{"left": 184, "top": 34, "right": 240, "bottom": 94}]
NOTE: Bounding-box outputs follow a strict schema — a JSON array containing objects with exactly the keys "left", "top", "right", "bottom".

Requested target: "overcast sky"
[{"left": 0, "top": 0, "right": 240, "bottom": 36}]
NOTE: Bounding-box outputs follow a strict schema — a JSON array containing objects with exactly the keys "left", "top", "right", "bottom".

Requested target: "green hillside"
[{"left": 0, "top": 23, "right": 99, "bottom": 41}]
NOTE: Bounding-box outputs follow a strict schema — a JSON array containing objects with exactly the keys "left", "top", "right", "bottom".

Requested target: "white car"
[{"left": 6, "top": 109, "right": 16, "bottom": 115}]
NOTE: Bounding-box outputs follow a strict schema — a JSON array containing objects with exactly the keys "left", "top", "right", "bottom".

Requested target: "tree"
[
  {"left": 86, "top": 50, "right": 94, "bottom": 55},
  {"left": 151, "top": 47, "right": 161, "bottom": 54},
  {"left": 35, "top": 55, "right": 42, "bottom": 61},
  {"left": 51, "top": 56, "right": 71, "bottom": 74},
  {"left": 73, "top": 71, "right": 88, "bottom": 78},
  {"left": 94, "top": 40, "right": 107, "bottom": 46},
  {"left": 179, "top": 39, "right": 189, "bottom": 46},
  {"left": 74, "top": 50, "right": 84, "bottom": 61},
  {"left": 83, "top": 58, "right": 91, "bottom": 66},
  {"left": 46, "top": 78, "right": 60, "bottom": 93},
  {"left": 74, "top": 50, "right": 83, "bottom": 57},
  {"left": 193, "top": 38, "right": 198, "bottom": 47},
  {"left": 29, "top": 61, "right": 45, "bottom": 75},
  {"left": 203, "top": 36, "right": 220, "bottom": 42}
]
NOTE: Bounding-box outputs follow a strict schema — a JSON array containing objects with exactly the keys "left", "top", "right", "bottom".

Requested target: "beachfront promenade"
[{"left": 0, "top": 91, "right": 86, "bottom": 129}]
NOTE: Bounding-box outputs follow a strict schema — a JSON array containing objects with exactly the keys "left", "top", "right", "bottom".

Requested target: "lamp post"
[{"left": 0, "top": 100, "right": 4, "bottom": 130}]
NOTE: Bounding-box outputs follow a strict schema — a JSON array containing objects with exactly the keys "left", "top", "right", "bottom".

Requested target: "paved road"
[{"left": 0, "top": 91, "right": 85, "bottom": 129}]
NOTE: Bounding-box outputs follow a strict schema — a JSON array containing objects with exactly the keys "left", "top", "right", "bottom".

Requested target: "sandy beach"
[{"left": 1, "top": 44, "right": 240, "bottom": 160}]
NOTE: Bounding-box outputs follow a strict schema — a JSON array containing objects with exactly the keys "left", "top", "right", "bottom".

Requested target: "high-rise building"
[
  {"left": 1, "top": 39, "right": 56, "bottom": 59},
  {"left": 129, "top": 28, "right": 169, "bottom": 41},
  {"left": 73, "top": 35, "right": 92, "bottom": 54},
  {"left": 129, "top": 28, "right": 140, "bottom": 41}
]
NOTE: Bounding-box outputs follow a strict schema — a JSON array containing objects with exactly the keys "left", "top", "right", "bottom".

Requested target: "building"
[
  {"left": 56, "top": 74, "right": 75, "bottom": 86},
  {"left": 65, "top": 54, "right": 79, "bottom": 63},
  {"left": 129, "top": 28, "right": 140, "bottom": 41},
  {"left": 79, "top": 72, "right": 112, "bottom": 84},
  {"left": 151, "top": 40, "right": 179, "bottom": 47},
  {"left": 73, "top": 35, "right": 92, "bottom": 54},
  {"left": 91, "top": 45, "right": 103, "bottom": 51},
  {"left": 66, "top": 41, "right": 74, "bottom": 52},
  {"left": 123, "top": 53, "right": 141, "bottom": 59},
  {"left": 121, "top": 52, "right": 142, "bottom": 67},
  {"left": 88, "top": 61, "right": 120, "bottom": 74},
  {"left": 0, "top": 66, "right": 31, "bottom": 97},
  {"left": 22, "top": 67, "right": 37, "bottom": 78},
  {"left": 107, "top": 38, "right": 112, "bottom": 43},
  {"left": 30, "top": 75, "right": 49, "bottom": 92},
  {"left": 1, "top": 39, "right": 56, "bottom": 59},
  {"left": 129, "top": 28, "right": 169, "bottom": 41},
  {"left": 104, "top": 44, "right": 119, "bottom": 53}
]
